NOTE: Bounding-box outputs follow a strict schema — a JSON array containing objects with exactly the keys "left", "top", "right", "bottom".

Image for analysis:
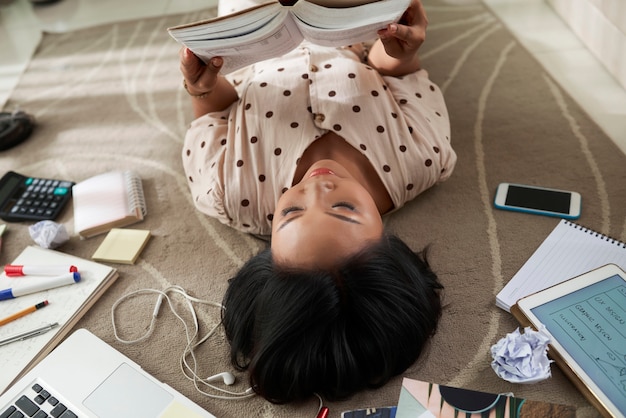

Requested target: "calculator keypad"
[{"left": 0, "top": 173, "right": 74, "bottom": 222}]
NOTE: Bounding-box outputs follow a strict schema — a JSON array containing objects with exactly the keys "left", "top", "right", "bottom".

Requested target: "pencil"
[{"left": 0, "top": 300, "right": 49, "bottom": 326}]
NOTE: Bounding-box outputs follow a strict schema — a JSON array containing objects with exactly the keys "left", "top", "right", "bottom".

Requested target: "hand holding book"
[
  {"left": 179, "top": 49, "right": 239, "bottom": 118},
  {"left": 369, "top": 0, "right": 426, "bottom": 76},
  {"left": 168, "top": 0, "right": 412, "bottom": 75}
]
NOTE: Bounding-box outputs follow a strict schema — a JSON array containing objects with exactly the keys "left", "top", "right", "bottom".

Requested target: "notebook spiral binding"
[
  {"left": 565, "top": 220, "right": 626, "bottom": 248},
  {"left": 125, "top": 171, "right": 147, "bottom": 218}
]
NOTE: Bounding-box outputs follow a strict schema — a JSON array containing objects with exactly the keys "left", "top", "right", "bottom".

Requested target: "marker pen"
[
  {"left": 4, "top": 265, "right": 78, "bottom": 277},
  {"left": 316, "top": 407, "right": 329, "bottom": 418},
  {"left": 0, "top": 272, "right": 81, "bottom": 301}
]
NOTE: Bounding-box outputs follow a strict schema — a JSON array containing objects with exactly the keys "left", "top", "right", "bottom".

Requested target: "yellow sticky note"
[{"left": 92, "top": 228, "right": 151, "bottom": 264}]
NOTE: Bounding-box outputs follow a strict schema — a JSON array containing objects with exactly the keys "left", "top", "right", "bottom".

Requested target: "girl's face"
[{"left": 271, "top": 159, "right": 384, "bottom": 269}]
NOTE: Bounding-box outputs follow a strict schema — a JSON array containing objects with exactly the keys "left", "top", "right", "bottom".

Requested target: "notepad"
[
  {"left": 92, "top": 228, "right": 151, "bottom": 264},
  {"left": 0, "top": 246, "right": 118, "bottom": 394},
  {"left": 496, "top": 219, "right": 626, "bottom": 312},
  {"left": 72, "top": 171, "right": 147, "bottom": 238}
]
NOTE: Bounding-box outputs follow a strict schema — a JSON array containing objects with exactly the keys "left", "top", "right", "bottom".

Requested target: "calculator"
[{"left": 0, "top": 171, "right": 74, "bottom": 222}]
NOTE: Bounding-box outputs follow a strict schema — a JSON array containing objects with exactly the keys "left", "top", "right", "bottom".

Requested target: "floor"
[{"left": 1, "top": 0, "right": 625, "bottom": 156}]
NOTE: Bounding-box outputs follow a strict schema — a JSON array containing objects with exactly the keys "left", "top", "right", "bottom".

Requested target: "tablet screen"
[{"left": 530, "top": 274, "right": 626, "bottom": 414}]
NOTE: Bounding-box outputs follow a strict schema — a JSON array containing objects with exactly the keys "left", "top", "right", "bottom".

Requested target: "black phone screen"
[{"left": 505, "top": 185, "right": 571, "bottom": 214}]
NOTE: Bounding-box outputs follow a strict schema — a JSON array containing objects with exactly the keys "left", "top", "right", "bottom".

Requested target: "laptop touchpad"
[{"left": 84, "top": 363, "right": 173, "bottom": 418}]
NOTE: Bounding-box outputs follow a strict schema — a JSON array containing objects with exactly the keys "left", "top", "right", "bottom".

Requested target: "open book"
[
  {"left": 168, "top": 0, "right": 411, "bottom": 74},
  {"left": 0, "top": 246, "right": 118, "bottom": 394}
]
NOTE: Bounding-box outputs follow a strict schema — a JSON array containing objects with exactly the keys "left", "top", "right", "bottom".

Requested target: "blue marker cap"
[
  {"left": 72, "top": 272, "right": 81, "bottom": 282},
  {"left": 0, "top": 288, "right": 15, "bottom": 301}
]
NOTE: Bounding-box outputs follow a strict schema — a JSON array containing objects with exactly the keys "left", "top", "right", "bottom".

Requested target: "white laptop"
[{"left": 0, "top": 328, "right": 216, "bottom": 418}]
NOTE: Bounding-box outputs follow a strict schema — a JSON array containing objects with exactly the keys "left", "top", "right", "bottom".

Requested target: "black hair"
[{"left": 221, "top": 233, "right": 443, "bottom": 404}]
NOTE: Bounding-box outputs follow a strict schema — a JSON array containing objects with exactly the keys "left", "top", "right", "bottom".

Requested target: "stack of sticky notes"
[{"left": 92, "top": 229, "right": 151, "bottom": 264}]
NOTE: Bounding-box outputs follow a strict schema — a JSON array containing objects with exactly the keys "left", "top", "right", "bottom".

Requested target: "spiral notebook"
[
  {"left": 72, "top": 171, "right": 147, "bottom": 238},
  {"left": 496, "top": 219, "right": 626, "bottom": 312}
]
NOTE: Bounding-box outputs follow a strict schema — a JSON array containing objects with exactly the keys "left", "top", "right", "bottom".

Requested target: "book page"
[
  {"left": 168, "top": 1, "right": 293, "bottom": 72},
  {"left": 294, "top": 0, "right": 409, "bottom": 30},
  {"left": 0, "top": 246, "right": 117, "bottom": 393},
  {"left": 496, "top": 220, "right": 626, "bottom": 311},
  {"left": 307, "top": 0, "right": 379, "bottom": 7},
  {"left": 168, "top": 3, "right": 280, "bottom": 42},
  {"left": 291, "top": 0, "right": 409, "bottom": 46},
  {"left": 184, "top": 15, "right": 305, "bottom": 74}
]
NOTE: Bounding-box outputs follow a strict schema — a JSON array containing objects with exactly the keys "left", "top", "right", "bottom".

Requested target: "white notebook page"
[{"left": 496, "top": 219, "right": 626, "bottom": 312}]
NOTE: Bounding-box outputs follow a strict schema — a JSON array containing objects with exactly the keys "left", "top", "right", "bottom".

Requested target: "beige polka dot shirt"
[{"left": 182, "top": 42, "right": 457, "bottom": 236}]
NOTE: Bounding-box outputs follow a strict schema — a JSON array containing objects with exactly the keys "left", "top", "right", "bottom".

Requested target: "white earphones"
[
  {"left": 111, "top": 286, "right": 255, "bottom": 400},
  {"left": 205, "top": 372, "right": 235, "bottom": 386}
]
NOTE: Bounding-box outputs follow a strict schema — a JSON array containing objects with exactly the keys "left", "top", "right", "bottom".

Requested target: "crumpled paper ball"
[
  {"left": 490, "top": 326, "right": 553, "bottom": 384},
  {"left": 29, "top": 220, "right": 70, "bottom": 249}
]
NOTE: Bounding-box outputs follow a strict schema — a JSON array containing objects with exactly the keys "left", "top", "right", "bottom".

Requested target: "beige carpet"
[{"left": 2, "top": 0, "right": 626, "bottom": 416}]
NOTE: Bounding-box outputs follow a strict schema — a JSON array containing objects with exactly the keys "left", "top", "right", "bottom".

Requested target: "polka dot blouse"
[{"left": 182, "top": 42, "right": 457, "bottom": 236}]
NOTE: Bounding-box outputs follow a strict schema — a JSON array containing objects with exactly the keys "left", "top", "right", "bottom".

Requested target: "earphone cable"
[{"left": 111, "top": 286, "right": 254, "bottom": 400}]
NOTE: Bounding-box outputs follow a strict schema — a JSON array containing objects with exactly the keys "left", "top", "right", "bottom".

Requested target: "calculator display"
[
  {"left": 0, "top": 171, "right": 75, "bottom": 222},
  {"left": 0, "top": 176, "right": 20, "bottom": 204}
]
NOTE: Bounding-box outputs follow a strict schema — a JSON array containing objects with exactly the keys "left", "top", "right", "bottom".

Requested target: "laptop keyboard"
[{"left": 0, "top": 383, "right": 78, "bottom": 418}]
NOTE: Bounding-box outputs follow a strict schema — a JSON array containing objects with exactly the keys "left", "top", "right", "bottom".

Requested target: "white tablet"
[{"left": 512, "top": 264, "right": 626, "bottom": 418}]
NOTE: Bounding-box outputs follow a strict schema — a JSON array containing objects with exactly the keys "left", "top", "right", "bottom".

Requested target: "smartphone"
[{"left": 494, "top": 182, "right": 581, "bottom": 219}]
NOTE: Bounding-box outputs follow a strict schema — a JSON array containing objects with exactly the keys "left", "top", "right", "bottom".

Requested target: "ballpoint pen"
[{"left": 0, "top": 322, "right": 59, "bottom": 347}]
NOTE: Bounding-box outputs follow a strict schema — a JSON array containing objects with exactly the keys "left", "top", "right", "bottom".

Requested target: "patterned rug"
[{"left": 2, "top": 0, "right": 625, "bottom": 416}]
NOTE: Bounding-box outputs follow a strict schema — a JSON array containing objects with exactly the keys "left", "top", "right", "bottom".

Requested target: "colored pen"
[
  {"left": 0, "top": 300, "right": 48, "bottom": 326},
  {"left": 4, "top": 264, "right": 78, "bottom": 277},
  {"left": 0, "top": 322, "right": 59, "bottom": 347},
  {"left": 0, "top": 272, "right": 80, "bottom": 301}
]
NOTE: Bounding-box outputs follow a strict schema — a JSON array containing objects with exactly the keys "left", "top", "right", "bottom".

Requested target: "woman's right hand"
[
  {"left": 376, "top": 0, "right": 428, "bottom": 62},
  {"left": 367, "top": 0, "right": 426, "bottom": 77},
  {"left": 179, "top": 48, "right": 224, "bottom": 97}
]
